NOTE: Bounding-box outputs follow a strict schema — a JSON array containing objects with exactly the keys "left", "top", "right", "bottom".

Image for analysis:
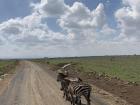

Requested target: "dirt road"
[{"left": 0, "top": 61, "right": 108, "bottom": 105}]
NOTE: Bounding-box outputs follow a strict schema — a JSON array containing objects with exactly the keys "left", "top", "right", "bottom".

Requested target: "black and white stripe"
[
  {"left": 57, "top": 73, "right": 82, "bottom": 101},
  {"left": 68, "top": 82, "right": 91, "bottom": 105},
  {"left": 56, "top": 68, "right": 91, "bottom": 105}
]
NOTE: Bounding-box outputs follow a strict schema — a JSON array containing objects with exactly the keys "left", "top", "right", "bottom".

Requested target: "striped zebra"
[
  {"left": 57, "top": 72, "right": 82, "bottom": 101},
  {"left": 57, "top": 73, "right": 91, "bottom": 105},
  {"left": 67, "top": 81, "right": 91, "bottom": 105}
]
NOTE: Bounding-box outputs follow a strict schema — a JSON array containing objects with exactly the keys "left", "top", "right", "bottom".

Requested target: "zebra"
[
  {"left": 57, "top": 72, "right": 82, "bottom": 101},
  {"left": 57, "top": 73, "right": 91, "bottom": 105},
  {"left": 67, "top": 80, "right": 92, "bottom": 105}
]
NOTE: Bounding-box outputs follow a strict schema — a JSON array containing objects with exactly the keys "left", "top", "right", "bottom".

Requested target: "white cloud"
[
  {"left": 115, "top": 0, "right": 140, "bottom": 41},
  {"left": 97, "top": 25, "right": 117, "bottom": 41},
  {"left": 0, "top": 0, "right": 115, "bottom": 57},
  {"left": 0, "top": 39, "right": 3, "bottom": 45},
  {"left": 0, "top": 12, "right": 43, "bottom": 39},
  {"left": 58, "top": 3, "right": 105, "bottom": 30},
  {"left": 32, "top": 0, "right": 69, "bottom": 17},
  {"left": 0, "top": 1, "right": 109, "bottom": 47},
  {"left": 0, "top": 10, "right": 73, "bottom": 49},
  {"left": 57, "top": 2, "right": 109, "bottom": 45}
]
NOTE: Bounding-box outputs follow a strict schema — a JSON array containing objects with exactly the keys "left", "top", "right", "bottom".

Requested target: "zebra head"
[{"left": 57, "top": 73, "right": 68, "bottom": 82}]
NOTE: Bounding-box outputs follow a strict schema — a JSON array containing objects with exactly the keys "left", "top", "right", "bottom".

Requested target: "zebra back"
[
  {"left": 72, "top": 82, "right": 91, "bottom": 97},
  {"left": 68, "top": 82, "right": 91, "bottom": 105}
]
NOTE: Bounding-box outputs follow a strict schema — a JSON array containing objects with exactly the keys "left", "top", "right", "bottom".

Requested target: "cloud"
[
  {"left": 0, "top": 11, "right": 72, "bottom": 48},
  {"left": 115, "top": 0, "right": 140, "bottom": 41},
  {"left": 57, "top": 2, "right": 110, "bottom": 45},
  {"left": 58, "top": 3, "right": 105, "bottom": 30},
  {"left": 0, "top": 12, "right": 42, "bottom": 39},
  {"left": 0, "top": 38, "right": 3, "bottom": 45},
  {"left": 15, "top": 35, "right": 47, "bottom": 46},
  {"left": 0, "top": 1, "right": 110, "bottom": 47},
  {"left": 1, "top": 26, "right": 20, "bottom": 35},
  {"left": 0, "top": 0, "right": 120, "bottom": 57},
  {"left": 32, "top": 0, "right": 69, "bottom": 17},
  {"left": 96, "top": 25, "right": 117, "bottom": 41}
]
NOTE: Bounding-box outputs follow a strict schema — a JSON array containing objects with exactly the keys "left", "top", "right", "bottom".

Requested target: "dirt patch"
[
  {"left": 80, "top": 72, "right": 140, "bottom": 105},
  {"left": 0, "top": 74, "right": 13, "bottom": 96},
  {"left": 0, "top": 61, "right": 19, "bottom": 96},
  {"left": 48, "top": 63, "right": 140, "bottom": 105}
]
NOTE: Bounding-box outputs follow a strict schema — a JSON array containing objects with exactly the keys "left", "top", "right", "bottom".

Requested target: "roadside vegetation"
[
  {"left": 35, "top": 55, "right": 140, "bottom": 83},
  {"left": 0, "top": 60, "right": 18, "bottom": 76}
]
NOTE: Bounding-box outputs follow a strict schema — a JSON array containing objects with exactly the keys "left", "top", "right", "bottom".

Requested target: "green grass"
[
  {"left": 0, "top": 60, "right": 18, "bottom": 76},
  {"left": 42, "top": 56, "right": 140, "bottom": 83}
]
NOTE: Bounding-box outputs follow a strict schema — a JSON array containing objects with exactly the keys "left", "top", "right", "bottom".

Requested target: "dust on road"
[{"left": 0, "top": 61, "right": 108, "bottom": 105}]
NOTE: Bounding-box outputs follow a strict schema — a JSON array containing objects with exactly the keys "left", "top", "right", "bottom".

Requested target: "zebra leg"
[
  {"left": 70, "top": 95, "right": 75, "bottom": 105},
  {"left": 65, "top": 91, "right": 69, "bottom": 101},
  {"left": 60, "top": 82, "right": 63, "bottom": 91},
  {"left": 84, "top": 92, "right": 91, "bottom": 105},
  {"left": 64, "top": 90, "right": 68, "bottom": 100},
  {"left": 72, "top": 97, "right": 75, "bottom": 105},
  {"left": 63, "top": 91, "right": 65, "bottom": 98},
  {"left": 68, "top": 93, "right": 73, "bottom": 104},
  {"left": 76, "top": 96, "right": 81, "bottom": 105},
  {"left": 73, "top": 95, "right": 80, "bottom": 105}
]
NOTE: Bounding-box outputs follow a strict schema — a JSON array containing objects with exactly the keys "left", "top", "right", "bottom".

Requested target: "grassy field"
[
  {"left": 0, "top": 60, "right": 18, "bottom": 76},
  {"left": 38, "top": 55, "right": 140, "bottom": 83}
]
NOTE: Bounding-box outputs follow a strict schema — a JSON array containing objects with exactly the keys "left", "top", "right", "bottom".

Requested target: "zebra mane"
[{"left": 61, "top": 63, "right": 71, "bottom": 69}]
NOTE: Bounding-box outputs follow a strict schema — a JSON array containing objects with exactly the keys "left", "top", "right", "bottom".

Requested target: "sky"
[{"left": 0, "top": 0, "right": 140, "bottom": 58}]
